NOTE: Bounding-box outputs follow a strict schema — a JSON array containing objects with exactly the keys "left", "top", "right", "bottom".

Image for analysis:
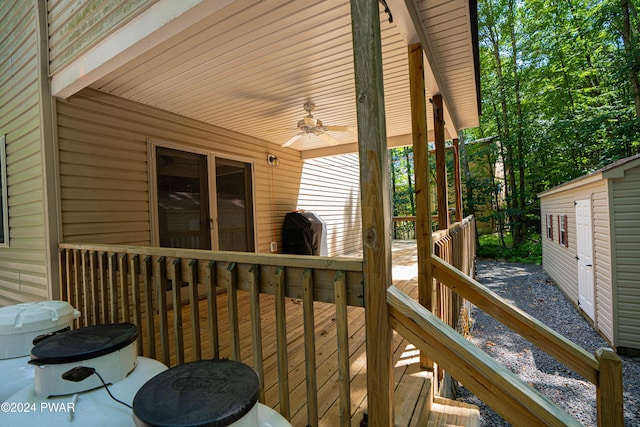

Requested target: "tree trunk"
[
  {"left": 509, "top": 0, "right": 527, "bottom": 245},
  {"left": 484, "top": 0, "right": 517, "bottom": 242},
  {"left": 404, "top": 147, "right": 416, "bottom": 215},
  {"left": 621, "top": 0, "right": 640, "bottom": 118}
]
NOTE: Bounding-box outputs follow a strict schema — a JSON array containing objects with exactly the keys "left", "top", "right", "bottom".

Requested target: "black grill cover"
[{"left": 282, "top": 212, "right": 322, "bottom": 255}]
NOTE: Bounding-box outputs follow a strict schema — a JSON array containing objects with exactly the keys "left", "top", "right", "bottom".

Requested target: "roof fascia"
[
  {"left": 537, "top": 173, "right": 603, "bottom": 198},
  {"left": 51, "top": 0, "right": 235, "bottom": 99},
  {"left": 385, "top": 0, "right": 458, "bottom": 132}
]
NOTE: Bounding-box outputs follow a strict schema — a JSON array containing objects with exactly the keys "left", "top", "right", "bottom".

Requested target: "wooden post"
[
  {"left": 595, "top": 348, "right": 624, "bottom": 427},
  {"left": 350, "top": 0, "right": 394, "bottom": 425},
  {"left": 433, "top": 94, "right": 448, "bottom": 230},
  {"left": 453, "top": 138, "right": 462, "bottom": 223},
  {"left": 408, "top": 42, "right": 434, "bottom": 370}
]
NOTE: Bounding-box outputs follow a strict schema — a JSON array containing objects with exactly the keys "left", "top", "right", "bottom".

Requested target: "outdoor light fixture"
[{"left": 267, "top": 154, "right": 280, "bottom": 166}]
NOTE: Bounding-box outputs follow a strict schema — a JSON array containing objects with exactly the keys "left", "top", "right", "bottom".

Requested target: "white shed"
[{"left": 538, "top": 153, "right": 640, "bottom": 355}]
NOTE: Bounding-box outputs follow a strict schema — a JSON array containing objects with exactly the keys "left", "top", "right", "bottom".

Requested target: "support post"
[
  {"left": 351, "top": 0, "right": 394, "bottom": 425},
  {"left": 453, "top": 138, "right": 462, "bottom": 223},
  {"left": 432, "top": 94, "right": 448, "bottom": 230},
  {"left": 595, "top": 348, "right": 624, "bottom": 427},
  {"left": 408, "top": 42, "right": 434, "bottom": 370}
]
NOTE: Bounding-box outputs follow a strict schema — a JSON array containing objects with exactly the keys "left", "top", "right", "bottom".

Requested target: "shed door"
[{"left": 575, "top": 199, "right": 595, "bottom": 320}]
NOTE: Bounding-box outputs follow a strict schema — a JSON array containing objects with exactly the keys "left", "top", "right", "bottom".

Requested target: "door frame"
[
  {"left": 147, "top": 138, "right": 257, "bottom": 251},
  {"left": 575, "top": 198, "right": 595, "bottom": 320}
]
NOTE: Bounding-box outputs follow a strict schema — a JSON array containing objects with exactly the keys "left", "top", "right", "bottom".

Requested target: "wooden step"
[{"left": 426, "top": 396, "right": 480, "bottom": 427}]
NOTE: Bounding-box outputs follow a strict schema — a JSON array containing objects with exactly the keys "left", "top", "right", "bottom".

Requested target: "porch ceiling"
[{"left": 84, "top": 0, "right": 479, "bottom": 156}]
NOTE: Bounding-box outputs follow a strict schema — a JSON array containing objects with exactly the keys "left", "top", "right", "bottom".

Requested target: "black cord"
[{"left": 93, "top": 370, "right": 133, "bottom": 409}]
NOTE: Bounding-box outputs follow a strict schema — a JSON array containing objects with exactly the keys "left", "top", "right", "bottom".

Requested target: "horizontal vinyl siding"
[
  {"left": 0, "top": 1, "right": 49, "bottom": 305},
  {"left": 611, "top": 167, "right": 640, "bottom": 349},
  {"left": 591, "top": 183, "right": 614, "bottom": 343},
  {"left": 58, "top": 88, "right": 304, "bottom": 253},
  {"left": 296, "top": 155, "right": 362, "bottom": 257},
  {"left": 540, "top": 195, "right": 580, "bottom": 301},
  {"left": 540, "top": 179, "right": 614, "bottom": 344},
  {"left": 47, "top": 0, "right": 155, "bottom": 73}
]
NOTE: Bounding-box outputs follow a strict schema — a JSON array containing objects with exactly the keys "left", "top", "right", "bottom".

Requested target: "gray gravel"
[{"left": 456, "top": 260, "right": 640, "bottom": 426}]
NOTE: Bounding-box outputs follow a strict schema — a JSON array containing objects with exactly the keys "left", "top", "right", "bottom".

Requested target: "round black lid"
[
  {"left": 133, "top": 359, "right": 260, "bottom": 427},
  {"left": 29, "top": 323, "right": 138, "bottom": 366}
]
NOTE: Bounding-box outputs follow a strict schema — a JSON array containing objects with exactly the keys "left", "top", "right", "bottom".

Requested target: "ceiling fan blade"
[
  {"left": 316, "top": 132, "right": 340, "bottom": 146},
  {"left": 323, "top": 125, "right": 355, "bottom": 133},
  {"left": 282, "top": 133, "right": 303, "bottom": 147}
]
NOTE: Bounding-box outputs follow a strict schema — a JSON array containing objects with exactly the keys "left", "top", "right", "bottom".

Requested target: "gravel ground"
[{"left": 456, "top": 260, "right": 640, "bottom": 426}]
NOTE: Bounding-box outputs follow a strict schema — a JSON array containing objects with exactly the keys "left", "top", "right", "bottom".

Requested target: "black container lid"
[
  {"left": 29, "top": 323, "right": 137, "bottom": 366},
  {"left": 133, "top": 359, "right": 260, "bottom": 427}
]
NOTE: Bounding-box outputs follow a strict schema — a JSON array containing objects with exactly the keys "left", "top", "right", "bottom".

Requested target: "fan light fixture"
[{"left": 282, "top": 103, "right": 353, "bottom": 148}]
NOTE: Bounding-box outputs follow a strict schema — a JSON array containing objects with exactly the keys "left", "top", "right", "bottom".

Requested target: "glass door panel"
[
  {"left": 156, "top": 147, "right": 211, "bottom": 250},
  {"left": 215, "top": 158, "right": 255, "bottom": 252}
]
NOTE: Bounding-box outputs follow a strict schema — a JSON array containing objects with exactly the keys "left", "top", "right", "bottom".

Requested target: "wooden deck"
[{"left": 146, "top": 241, "right": 431, "bottom": 427}]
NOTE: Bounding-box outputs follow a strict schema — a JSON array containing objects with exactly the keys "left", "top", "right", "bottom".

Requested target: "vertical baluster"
[
  {"left": 248, "top": 264, "right": 264, "bottom": 402},
  {"left": 157, "top": 257, "right": 170, "bottom": 366},
  {"left": 206, "top": 261, "right": 219, "bottom": 359},
  {"left": 302, "top": 268, "right": 318, "bottom": 427},
  {"left": 59, "top": 250, "right": 68, "bottom": 302},
  {"left": 334, "top": 271, "right": 350, "bottom": 427},
  {"left": 226, "top": 263, "right": 240, "bottom": 361},
  {"left": 119, "top": 254, "right": 130, "bottom": 323},
  {"left": 98, "top": 253, "right": 108, "bottom": 324},
  {"left": 143, "top": 256, "right": 155, "bottom": 359},
  {"left": 172, "top": 258, "right": 184, "bottom": 365},
  {"left": 89, "top": 251, "right": 99, "bottom": 325},
  {"left": 131, "top": 255, "right": 143, "bottom": 356},
  {"left": 274, "top": 266, "right": 290, "bottom": 419},
  {"left": 206, "top": 261, "right": 220, "bottom": 359},
  {"left": 81, "top": 251, "right": 91, "bottom": 326},
  {"left": 73, "top": 250, "right": 82, "bottom": 327},
  {"left": 188, "top": 259, "right": 201, "bottom": 361},
  {"left": 108, "top": 253, "right": 118, "bottom": 324}
]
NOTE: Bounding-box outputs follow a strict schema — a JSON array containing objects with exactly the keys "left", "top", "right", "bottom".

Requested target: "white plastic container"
[
  {"left": 4, "top": 357, "right": 167, "bottom": 426},
  {"left": 132, "top": 359, "right": 291, "bottom": 427},
  {"left": 3, "top": 323, "right": 168, "bottom": 426},
  {"left": 0, "top": 301, "right": 79, "bottom": 402}
]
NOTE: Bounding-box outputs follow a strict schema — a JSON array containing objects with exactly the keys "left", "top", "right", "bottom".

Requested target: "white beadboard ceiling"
[{"left": 89, "top": 0, "right": 479, "bottom": 155}]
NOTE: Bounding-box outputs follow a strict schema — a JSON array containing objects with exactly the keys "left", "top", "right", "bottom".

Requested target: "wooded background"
[{"left": 390, "top": 0, "right": 640, "bottom": 247}]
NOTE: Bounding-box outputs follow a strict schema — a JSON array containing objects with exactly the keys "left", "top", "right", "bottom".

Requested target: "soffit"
[{"left": 88, "top": 0, "right": 479, "bottom": 155}]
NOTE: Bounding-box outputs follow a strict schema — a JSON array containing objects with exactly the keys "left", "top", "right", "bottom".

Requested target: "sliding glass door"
[{"left": 153, "top": 144, "right": 255, "bottom": 252}]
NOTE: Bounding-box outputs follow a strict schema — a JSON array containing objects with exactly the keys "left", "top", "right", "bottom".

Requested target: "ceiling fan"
[{"left": 282, "top": 102, "right": 354, "bottom": 147}]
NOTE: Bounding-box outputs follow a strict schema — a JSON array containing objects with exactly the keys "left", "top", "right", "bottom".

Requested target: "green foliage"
[
  {"left": 477, "top": 233, "right": 542, "bottom": 264},
  {"left": 462, "top": 0, "right": 640, "bottom": 250}
]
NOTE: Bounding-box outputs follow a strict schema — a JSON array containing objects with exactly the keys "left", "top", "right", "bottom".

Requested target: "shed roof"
[{"left": 538, "top": 153, "right": 640, "bottom": 198}]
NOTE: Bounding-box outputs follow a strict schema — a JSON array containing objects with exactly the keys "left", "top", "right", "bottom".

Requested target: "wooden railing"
[
  {"left": 58, "top": 243, "right": 364, "bottom": 427},
  {"left": 432, "top": 216, "right": 475, "bottom": 335},
  {"left": 392, "top": 212, "right": 458, "bottom": 239},
  {"left": 58, "top": 215, "right": 623, "bottom": 427},
  {"left": 388, "top": 254, "right": 624, "bottom": 427}
]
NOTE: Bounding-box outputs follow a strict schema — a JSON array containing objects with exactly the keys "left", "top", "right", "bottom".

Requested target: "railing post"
[
  {"left": 408, "top": 41, "right": 435, "bottom": 371},
  {"left": 351, "top": 0, "right": 394, "bottom": 425},
  {"left": 595, "top": 347, "right": 624, "bottom": 427}
]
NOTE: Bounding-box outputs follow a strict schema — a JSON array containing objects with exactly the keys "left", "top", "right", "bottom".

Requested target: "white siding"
[
  {"left": 58, "top": 89, "right": 362, "bottom": 255},
  {"left": 0, "top": 1, "right": 49, "bottom": 305},
  {"left": 540, "top": 179, "right": 614, "bottom": 344},
  {"left": 296, "top": 155, "right": 362, "bottom": 256},
  {"left": 611, "top": 166, "right": 640, "bottom": 349},
  {"left": 47, "top": 0, "right": 155, "bottom": 74}
]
